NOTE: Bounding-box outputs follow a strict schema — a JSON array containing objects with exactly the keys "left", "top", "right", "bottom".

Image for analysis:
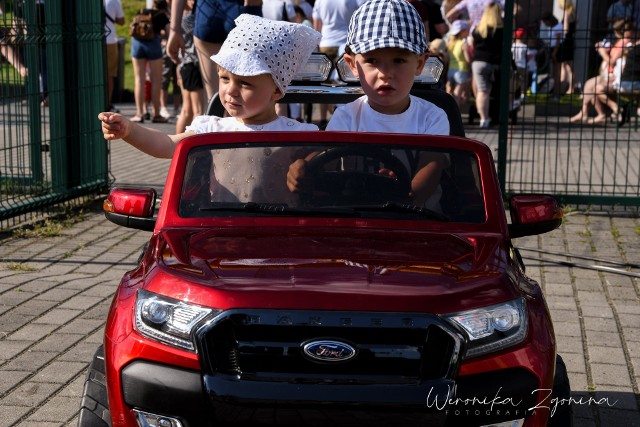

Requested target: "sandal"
[
  {"left": 131, "top": 115, "right": 144, "bottom": 123},
  {"left": 152, "top": 115, "right": 169, "bottom": 123}
]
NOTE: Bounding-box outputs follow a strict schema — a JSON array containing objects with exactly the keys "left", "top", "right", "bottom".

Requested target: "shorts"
[
  {"left": 472, "top": 61, "right": 499, "bottom": 93},
  {"left": 194, "top": 0, "right": 262, "bottom": 43},
  {"left": 162, "top": 55, "right": 178, "bottom": 90},
  {"left": 179, "top": 62, "right": 204, "bottom": 91},
  {"left": 106, "top": 43, "right": 119, "bottom": 78},
  {"left": 131, "top": 37, "right": 163, "bottom": 61},
  {"left": 447, "top": 69, "right": 471, "bottom": 85}
]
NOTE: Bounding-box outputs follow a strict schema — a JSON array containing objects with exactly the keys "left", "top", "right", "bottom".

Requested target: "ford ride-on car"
[{"left": 78, "top": 130, "right": 571, "bottom": 427}]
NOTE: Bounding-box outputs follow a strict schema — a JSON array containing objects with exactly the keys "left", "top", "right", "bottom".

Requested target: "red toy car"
[{"left": 78, "top": 131, "right": 571, "bottom": 427}]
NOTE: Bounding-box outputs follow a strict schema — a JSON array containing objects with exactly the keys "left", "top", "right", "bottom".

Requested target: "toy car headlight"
[
  {"left": 135, "top": 289, "right": 220, "bottom": 352},
  {"left": 444, "top": 298, "right": 527, "bottom": 358},
  {"left": 292, "top": 52, "right": 334, "bottom": 82},
  {"left": 335, "top": 56, "right": 444, "bottom": 85}
]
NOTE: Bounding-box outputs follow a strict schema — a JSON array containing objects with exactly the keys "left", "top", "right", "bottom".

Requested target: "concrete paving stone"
[
  {"left": 555, "top": 335, "right": 585, "bottom": 355},
  {"left": 56, "top": 375, "right": 85, "bottom": 398},
  {"left": 34, "top": 288, "right": 81, "bottom": 303},
  {"left": 32, "top": 361, "right": 88, "bottom": 384},
  {"left": 553, "top": 321, "right": 582, "bottom": 338},
  {"left": 12, "top": 279, "right": 64, "bottom": 295},
  {"left": 65, "top": 415, "right": 79, "bottom": 426},
  {"left": 1, "top": 381, "right": 61, "bottom": 407},
  {"left": 574, "top": 279, "right": 606, "bottom": 293},
  {"left": 55, "top": 318, "right": 104, "bottom": 336},
  {"left": 589, "top": 363, "right": 633, "bottom": 388},
  {"left": 33, "top": 309, "right": 82, "bottom": 326},
  {"left": 0, "top": 370, "right": 30, "bottom": 394},
  {"left": 0, "top": 290, "right": 38, "bottom": 306},
  {"left": 12, "top": 299, "right": 58, "bottom": 316},
  {"left": 622, "top": 326, "right": 640, "bottom": 342},
  {"left": 22, "top": 395, "right": 78, "bottom": 424},
  {"left": 562, "top": 354, "right": 587, "bottom": 375},
  {"left": 588, "top": 345, "right": 628, "bottom": 365},
  {"left": 1, "top": 350, "right": 57, "bottom": 373},
  {"left": 581, "top": 304, "right": 615, "bottom": 318},
  {"left": 0, "top": 340, "right": 32, "bottom": 361},
  {"left": 571, "top": 415, "right": 597, "bottom": 427},
  {"left": 79, "top": 284, "right": 117, "bottom": 299},
  {"left": 0, "top": 405, "right": 31, "bottom": 427},
  {"left": 545, "top": 283, "right": 574, "bottom": 297},
  {"left": 608, "top": 286, "right": 640, "bottom": 302},
  {"left": 577, "top": 291, "right": 610, "bottom": 306},
  {"left": 618, "top": 312, "right": 640, "bottom": 328},
  {"left": 30, "top": 333, "right": 83, "bottom": 354},
  {"left": 582, "top": 316, "right": 619, "bottom": 333},
  {"left": 550, "top": 309, "right": 581, "bottom": 323},
  {"left": 57, "top": 295, "right": 104, "bottom": 311},
  {"left": 0, "top": 313, "right": 37, "bottom": 337},
  {"left": 84, "top": 328, "right": 106, "bottom": 345},
  {"left": 58, "top": 341, "right": 102, "bottom": 363},
  {"left": 585, "top": 330, "right": 623, "bottom": 348},
  {"left": 8, "top": 323, "right": 58, "bottom": 342},
  {"left": 15, "top": 423, "right": 61, "bottom": 427}
]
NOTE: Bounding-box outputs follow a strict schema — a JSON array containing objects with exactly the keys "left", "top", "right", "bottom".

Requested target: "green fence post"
[{"left": 497, "top": 0, "right": 515, "bottom": 198}]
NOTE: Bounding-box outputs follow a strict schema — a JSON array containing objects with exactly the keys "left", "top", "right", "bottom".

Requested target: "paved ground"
[{"left": 0, "top": 103, "right": 639, "bottom": 426}]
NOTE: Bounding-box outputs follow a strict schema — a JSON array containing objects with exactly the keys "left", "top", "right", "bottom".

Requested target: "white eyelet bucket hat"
[
  {"left": 347, "top": 0, "right": 428, "bottom": 56},
  {"left": 211, "top": 14, "right": 321, "bottom": 94}
]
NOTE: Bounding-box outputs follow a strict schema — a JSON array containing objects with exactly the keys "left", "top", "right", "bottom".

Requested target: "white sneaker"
[
  {"left": 480, "top": 119, "right": 491, "bottom": 128},
  {"left": 160, "top": 107, "right": 171, "bottom": 119}
]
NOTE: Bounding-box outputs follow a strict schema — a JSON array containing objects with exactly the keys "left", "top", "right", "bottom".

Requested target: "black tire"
[
  {"left": 548, "top": 354, "right": 573, "bottom": 427},
  {"left": 78, "top": 345, "right": 111, "bottom": 427}
]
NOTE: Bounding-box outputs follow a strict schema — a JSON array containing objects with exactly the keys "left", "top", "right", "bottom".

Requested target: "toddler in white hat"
[
  {"left": 99, "top": 14, "right": 321, "bottom": 158},
  {"left": 99, "top": 15, "right": 321, "bottom": 203}
]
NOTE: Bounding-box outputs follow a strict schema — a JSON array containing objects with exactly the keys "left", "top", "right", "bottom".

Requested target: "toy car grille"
[{"left": 197, "top": 310, "right": 462, "bottom": 383}]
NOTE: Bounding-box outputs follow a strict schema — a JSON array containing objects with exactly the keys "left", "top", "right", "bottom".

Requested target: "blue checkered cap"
[{"left": 347, "top": 0, "right": 428, "bottom": 55}]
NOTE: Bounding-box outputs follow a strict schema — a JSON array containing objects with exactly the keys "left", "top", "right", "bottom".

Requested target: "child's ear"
[
  {"left": 414, "top": 53, "right": 429, "bottom": 76},
  {"left": 344, "top": 53, "right": 360, "bottom": 77},
  {"left": 271, "top": 88, "right": 285, "bottom": 102}
]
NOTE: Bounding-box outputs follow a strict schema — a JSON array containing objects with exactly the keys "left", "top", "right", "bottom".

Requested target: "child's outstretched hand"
[{"left": 98, "top": 112, "right": 132, "bottom": 141}]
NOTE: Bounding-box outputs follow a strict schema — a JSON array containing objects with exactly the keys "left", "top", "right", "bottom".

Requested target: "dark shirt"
[
  {"left": 472, "top": 27, "right": 504, "bottom": 64},
  {"left": 621, "top": 44, "right": 640, "bottom": 81}
]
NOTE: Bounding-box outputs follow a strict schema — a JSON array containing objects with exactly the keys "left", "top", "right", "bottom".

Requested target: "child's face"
[
  {"left": 218, "top": 68, "right": 283, "bottom": 124},
  {"left": 345, "top": 48, "right": 427, "bottom": 115}
]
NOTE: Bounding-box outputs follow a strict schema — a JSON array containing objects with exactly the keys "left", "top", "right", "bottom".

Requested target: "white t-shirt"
[
  {"left": 104, "top": 0, "right": 124, "bottom": 45},
  {"left": 312, "top": 0, "right": 363, "bottom": 48},
  {"left": 327, "top": 96, "right": 450, "bottom": 211},
  {"left": 262, "top": 0, "right": 296, "bottom": 21},
  {"left": 539, "top": 22, "right": 564, "bottom": 48},
  {"left": 327, "top": 95, "right": 450, "bottom": 135},
  {"left": 512, "top": 41, "right": 528, "bottom": 69},
  {"left": 185, "top": 115, "right": 317, "bottom": 204}
]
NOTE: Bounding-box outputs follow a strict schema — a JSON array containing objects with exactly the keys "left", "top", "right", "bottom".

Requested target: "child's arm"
[
  {"left": 410, "top": 153, "right": 448, "bottom": 206},
  {"left": 98, "top": 112, "right": 194, "bottom": 159}
]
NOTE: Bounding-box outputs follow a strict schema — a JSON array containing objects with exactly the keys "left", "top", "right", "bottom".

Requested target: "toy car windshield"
[{"left": 178, "top": 139, "right": 485, "bottom": 223}]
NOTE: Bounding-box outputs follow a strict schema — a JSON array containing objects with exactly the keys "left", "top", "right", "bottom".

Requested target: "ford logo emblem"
[{"left": 302, "top": 340, "right": 357, "bottom": 362}]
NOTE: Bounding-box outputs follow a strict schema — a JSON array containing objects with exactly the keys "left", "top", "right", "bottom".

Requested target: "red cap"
[{"left": 514, "top": 28, "right": 526, "bottom": 38}]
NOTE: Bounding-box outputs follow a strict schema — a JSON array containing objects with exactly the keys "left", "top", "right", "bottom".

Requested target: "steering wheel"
[{"left": 301, "top": 146, "right": 412, "bottom": 206}]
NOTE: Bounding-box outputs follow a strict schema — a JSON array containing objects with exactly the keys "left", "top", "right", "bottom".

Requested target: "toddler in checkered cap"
[{"left": 288, "top": 0, "right": 451, "bottom": 211}]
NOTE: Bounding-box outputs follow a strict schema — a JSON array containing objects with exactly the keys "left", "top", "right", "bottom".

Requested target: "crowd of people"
[{"left": 4, "top": 1, "right": 640, "bottom": 130}]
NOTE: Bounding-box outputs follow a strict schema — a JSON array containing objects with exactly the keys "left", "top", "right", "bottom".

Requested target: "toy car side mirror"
[
  {"left": 508, "top": 195, "right": 563, "bottom": 238},
  {"left": 103, "top": 187, "right": 157, "bottom": 231}
]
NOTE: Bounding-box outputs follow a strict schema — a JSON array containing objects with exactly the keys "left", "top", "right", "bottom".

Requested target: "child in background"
[
  {"left": 511, "top": 27, "right": 528, "bottom": 100},
  {"left": 446, "top": 20, "right": 472, "bottom": 108},
  {"left": 288, "top": 0, "right": 450, "bottom": 210}
]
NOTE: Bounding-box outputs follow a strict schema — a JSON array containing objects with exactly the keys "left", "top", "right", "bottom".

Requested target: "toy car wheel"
[
  {"left": 78, "top": 345, "right": 111, "bottom": 427},
  {"left": 302, "top": 146, "right": 412, "bottom": 206},
  {"left": 548, "top": 354, "right": 573, "bottom": 427}
]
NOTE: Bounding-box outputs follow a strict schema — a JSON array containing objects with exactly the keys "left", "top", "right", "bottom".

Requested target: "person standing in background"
[
  {"left": 470, "top": 1, "right": 503, "bottom": 128},
  {"left": 556, "top": 0, "right": 576, "bottom": 95},
  {"left": 104, "top": 0, "right": 125, "bottom": 112},
  {"left": 166, "top": 0, "right": 263, "bottom": 101},
  {"left": 130, "top": 0, "right": 170, "bottom": 123},
  {"left": 175, "top": 0, "right": 205, "bottom": 133},
  {"left": 312, "top": 0, "right": 363, "bottom": 129}
]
